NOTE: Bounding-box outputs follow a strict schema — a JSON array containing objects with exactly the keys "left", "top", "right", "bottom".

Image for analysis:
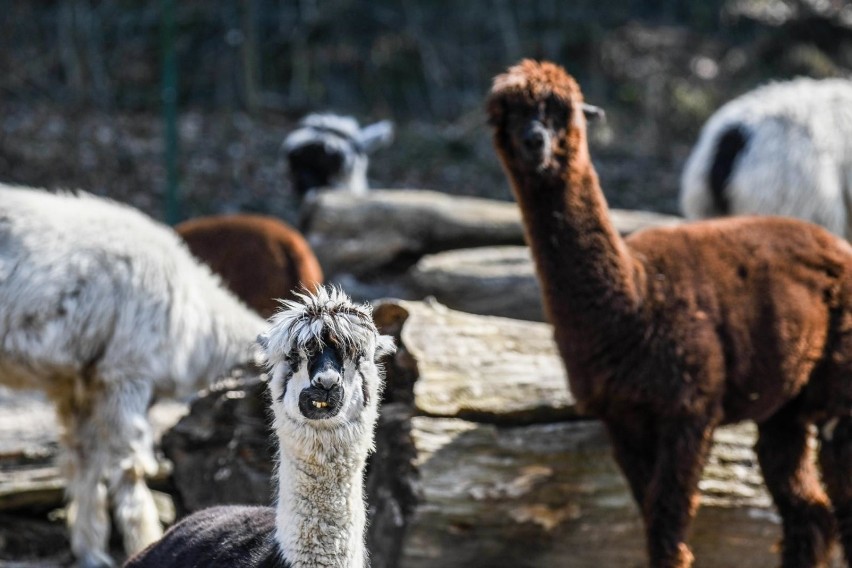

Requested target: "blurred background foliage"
[{"left": 1, "top": 0, "right": 851, "bottom": 222}]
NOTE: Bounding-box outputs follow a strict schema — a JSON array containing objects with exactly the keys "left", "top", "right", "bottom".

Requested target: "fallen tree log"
[
  {"left": 409, "top": 246, "right": 545, "bottom": 321},
  {"left": 301, "top": 189, "right": 682, "bottom": 279}
]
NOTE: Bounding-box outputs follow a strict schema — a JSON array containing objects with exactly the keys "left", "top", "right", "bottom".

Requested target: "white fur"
[
  {"left": 0, "top": 184, "right": 266, "bottom": 567},
  {"left": 283, "top": 113, "right": 394, "bottom": 195},
  {"left": 680, "top": 77, "right": 852, "bottom": 237},
  {"left": 261, "top": 287, "right": 395, "bottom": 568}
]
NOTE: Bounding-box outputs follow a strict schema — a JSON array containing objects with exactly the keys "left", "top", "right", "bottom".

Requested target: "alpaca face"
[
  {"left": 286, "top": 142, "right": 351, "bottom": 196},
  {"left": 504, "top": 99, "right": 567, "bottom": 172},
  {"left": 283, "top": 113, "right": 376, "bottom": 197},
  {"left": 283, "top": 332, "right": 365, "bottom": 422},
  {"left": 487, "top": 59, "right": 603, "bottom": 175},
  {"left": 260, "top": 287, "right": 396, "bottom": 432},
  {"left": 269, "top": 331, "right": 393, "bottom": 430}
]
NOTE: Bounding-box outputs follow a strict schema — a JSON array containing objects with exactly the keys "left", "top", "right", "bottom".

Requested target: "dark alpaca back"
[{"left": 125, "top": 506, "right": 289, "bottom": 568}]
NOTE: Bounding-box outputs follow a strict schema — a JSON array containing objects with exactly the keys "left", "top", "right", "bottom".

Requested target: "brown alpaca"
[
  {"left": 176, "top": 214, "right": 323, "bottom": 318},
  {"left": 487, "top": 59, "right": 852, "bottom": 568}
]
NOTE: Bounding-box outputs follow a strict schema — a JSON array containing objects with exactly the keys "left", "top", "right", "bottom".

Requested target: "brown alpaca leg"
[
  {"left": 818, "top": 415, "right": 852, "bottom": 565},
  {"left": 642, "top": 416, "right": 717, "bottom": 568},
  {"left": 605, "top": 414, "right": 657, "bottom": 507},
  {"left": 756, "top": 404, "right": 836, "bottom": 568}
]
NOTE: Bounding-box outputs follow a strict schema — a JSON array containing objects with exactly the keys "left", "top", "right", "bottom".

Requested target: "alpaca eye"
[
  {"left": 345, "top": 346, "right": 363, "bottom": 362},
  {"left": 301, "top": 341, "right": 319, "bottom": 358}
]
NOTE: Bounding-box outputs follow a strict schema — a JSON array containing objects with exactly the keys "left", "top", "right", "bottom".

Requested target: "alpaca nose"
[
  {"left": 523, "top": 123, "right": 548, "bottom": 151},
  {"left": 312, "top": 370, "right": 341, "bottom": 390},
  {"left": 309, "top": 343, "right": 344, "bottom": 390}
]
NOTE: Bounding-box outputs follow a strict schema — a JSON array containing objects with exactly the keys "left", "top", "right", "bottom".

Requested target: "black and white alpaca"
[
  {"left": 0, "top": 185, "right": 266, "bottom": 567},
  {"left": 680, "top": 77, "right": 852, "bottom": 237},
  {"left": 283, "top": 113, "right": 394, "bottom": 198},
  {"left": 125, "top": 286, "right": 395, "bottom": 568}
]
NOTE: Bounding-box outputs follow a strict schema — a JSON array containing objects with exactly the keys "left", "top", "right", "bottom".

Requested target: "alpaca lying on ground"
[
  {"left": 176, "top": 214, "right": 324, "bottom": 318},
  {"left": 283, "top": 112, "right": 394, "bottom": 198},
  {"left": 0, "top": 185, "right": 266, "bottom": 567},
  {"left": 487, "top": 60, "right": 852, "bottom": 568},
  {"left": 125, "top": 286, "right": 395, "bottom": 568},
  {"left": 680, "top": 77, "right": 852, "bottom": 238}
]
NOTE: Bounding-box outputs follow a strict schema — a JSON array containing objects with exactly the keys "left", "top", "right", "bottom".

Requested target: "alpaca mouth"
[{"left": 298, "top": 385, "right": 344, "bottom": 419}]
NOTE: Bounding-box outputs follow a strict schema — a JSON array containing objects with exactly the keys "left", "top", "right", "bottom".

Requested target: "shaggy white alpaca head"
[{"left": 259, "top": 287, "right": 395, "bottom": 437}]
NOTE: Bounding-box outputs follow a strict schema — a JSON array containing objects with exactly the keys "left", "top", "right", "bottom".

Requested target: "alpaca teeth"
[{"left": 312, "top": 401, "right": 328, "bottom": 409}]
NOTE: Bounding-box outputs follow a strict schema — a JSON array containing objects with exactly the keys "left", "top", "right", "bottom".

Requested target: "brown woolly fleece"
[
  {"left": 487, "top": 59, "right": 852, "bottom": 568},
  {"left": 176, "top": 214, "right": 323, "bottom": 318}
]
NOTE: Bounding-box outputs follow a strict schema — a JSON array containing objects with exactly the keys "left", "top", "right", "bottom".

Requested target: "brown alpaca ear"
[{"left": 582, "top": 103, "right": 605, "bottom": 122}]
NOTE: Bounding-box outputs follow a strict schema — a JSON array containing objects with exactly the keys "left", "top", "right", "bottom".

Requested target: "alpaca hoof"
[
  {"left": 653, "top": 543, "right": 695, "bottom": 568},
  {"left": 674, "top": 543, "right": 694, "bottom": 568}
]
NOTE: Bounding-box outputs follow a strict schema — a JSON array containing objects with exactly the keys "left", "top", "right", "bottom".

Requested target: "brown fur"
[
  {"left": 487, "top": 59, "right": 852, "bottom": 568},
  {"left": 176, "top": 214, "right": 323, "bottom": 318}
]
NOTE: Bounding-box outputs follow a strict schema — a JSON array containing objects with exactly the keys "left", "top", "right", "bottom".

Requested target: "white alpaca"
[
  {"left": 283, "top": 113, "right": 394, "bottom": 198},
  {"left": 0, "top": 184, "right": 266, "bottom": 567},
  {"left": 125, "top": 286, "right": 395, "bottom": 568},
  {"left": 680, "top": 77, "right": 852, "bottom": 237}
]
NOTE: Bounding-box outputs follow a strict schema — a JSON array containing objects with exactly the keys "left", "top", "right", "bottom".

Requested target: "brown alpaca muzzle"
[{"left": 519, "top": 120, "right": 553, "bottom": 171}]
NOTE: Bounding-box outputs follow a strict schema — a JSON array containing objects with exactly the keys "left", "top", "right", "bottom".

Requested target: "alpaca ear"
[
  {"left": 582, "top": 103, "right": 605, "bottom": 122},
  {"left": 375, "top": 335, "right": 397, "bottom": 360},
  {"left": 358, "top": 120, "right": 394, "bottom": 154}
]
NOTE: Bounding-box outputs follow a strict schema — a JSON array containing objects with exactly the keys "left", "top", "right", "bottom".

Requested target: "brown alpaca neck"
[{"left": 511, "top": 143, "right": 642, "bottom": 327}]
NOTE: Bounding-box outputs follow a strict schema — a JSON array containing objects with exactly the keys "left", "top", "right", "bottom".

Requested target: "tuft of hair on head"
[
  {"left": 258, "top": 286, "right": 386, "bottom": 367},
  {"left": 490, "top": 59, "right": 579, "bottom": 102},
  {"left": 283, "top": 113, "right": 362, "bottom": 154},
  {"left": 300, "top": 113, "right": 361, "bottom": 138},
  {"left": 486, "top": 59, "right": 605, "bottom": 126}
]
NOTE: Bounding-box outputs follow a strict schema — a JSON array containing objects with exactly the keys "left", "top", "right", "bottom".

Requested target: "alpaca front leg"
[
  {"left": 757, "top": 404, "right": 836, "bottom": 568},
  {"left": 643, "top": 417, "right": 717, "bottom": 568},
  {"left": 57, "top": 396, "right": 115, "bottom": 567},
  {"left": 818, "top": 415, "right": 852, "bottom": 565}
]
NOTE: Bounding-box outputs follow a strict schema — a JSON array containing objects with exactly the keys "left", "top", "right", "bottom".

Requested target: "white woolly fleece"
[
  {"left": 0, "top": 184, "right": 265, "bottom": 397},
  {"left": 680, "top": 77, "right": 852, "bottom": 237}
]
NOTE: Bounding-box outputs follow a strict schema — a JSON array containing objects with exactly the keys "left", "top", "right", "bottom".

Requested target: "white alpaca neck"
[
  {"left": 168, "top": 271, "right": 265, "bottom": 398},
  {"left": 274, "top": 428, "right": 370, "bottom": 568}
]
